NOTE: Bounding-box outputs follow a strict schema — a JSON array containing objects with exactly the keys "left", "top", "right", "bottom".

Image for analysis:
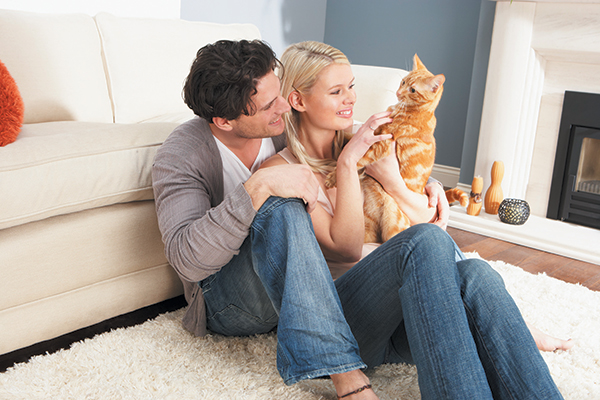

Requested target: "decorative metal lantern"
[{"left": 498, "top": 198, "right": 530, "bottom": 225}]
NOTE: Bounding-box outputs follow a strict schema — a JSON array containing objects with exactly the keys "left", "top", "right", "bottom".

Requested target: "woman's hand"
[
  {"left": 364, "top": 140, "right": 436, "bottom": 225},
  {"left": 424, "top": 180, "right": 449, "bottom": 230},
  {"left": 364, "top": 141, "right": 403, "bottom": 190},
  {"left": 338, "top": 112, "right": 393, "bottom": 166}
]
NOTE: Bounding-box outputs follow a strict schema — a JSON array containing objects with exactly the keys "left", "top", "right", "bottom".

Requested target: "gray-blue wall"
[
  {"left": 459, "top": 1, "right": 495, "bottom": 185},
  {"left": 324, "top": 0, "right": 494, "bottom": 183}
]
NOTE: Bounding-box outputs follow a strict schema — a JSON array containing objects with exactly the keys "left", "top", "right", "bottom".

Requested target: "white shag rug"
[{"left": 1, "top": 254, "right": 599, "bottom": 400}]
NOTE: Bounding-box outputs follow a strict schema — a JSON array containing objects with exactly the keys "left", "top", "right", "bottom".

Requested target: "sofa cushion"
[
  {"left": 0, "top": 121, "right": 180, "bottom": 230},
  {"left": 95, "top": 13, "right": 261, "bottom": 123},
  {"left": 0, "top": 9, "right": 113, "bottom": 124},
  {"left": 351, "top": 64, "right": 408, "bottom": 123}
]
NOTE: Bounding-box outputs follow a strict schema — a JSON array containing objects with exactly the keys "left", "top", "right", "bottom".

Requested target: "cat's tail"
[{"left": 445, "top": 187, "right": 468, "bottom": 207}]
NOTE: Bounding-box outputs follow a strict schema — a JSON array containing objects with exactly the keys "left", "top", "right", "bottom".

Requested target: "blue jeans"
[
  {"left": 201, "top": 197, "right": 365, "bottom": 384},
  {"left": 336, "top": 223, "right": 563, "bottom": 399},
  {"left": 201, "top": 197, "right": 562, "bottom": 399}
]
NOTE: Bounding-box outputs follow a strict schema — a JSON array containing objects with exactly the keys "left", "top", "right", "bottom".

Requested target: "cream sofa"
[{"left": 0, "top": 9, "right": 407, "bottom": 356}]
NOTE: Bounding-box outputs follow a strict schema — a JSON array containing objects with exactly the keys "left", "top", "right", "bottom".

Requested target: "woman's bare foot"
[
  {"left": 527, "top": 322, "right": 575, "bottom": 352},
  {"left": 330, "top": 369, "right": 379, "bottom": 399}
]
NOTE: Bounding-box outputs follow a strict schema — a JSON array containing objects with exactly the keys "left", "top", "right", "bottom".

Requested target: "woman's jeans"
[{"left": 201, "top": 197, "right": 563, "bottom": 399}]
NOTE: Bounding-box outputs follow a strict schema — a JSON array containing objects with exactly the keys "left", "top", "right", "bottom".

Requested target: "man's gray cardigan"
[{"left": 152, "top": 117, "right": 286, "bottom": 336}]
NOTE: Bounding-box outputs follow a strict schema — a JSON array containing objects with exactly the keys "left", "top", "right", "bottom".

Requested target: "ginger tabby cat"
[{"left": 326, "top": 54, "right": 467, "bottom": 243}]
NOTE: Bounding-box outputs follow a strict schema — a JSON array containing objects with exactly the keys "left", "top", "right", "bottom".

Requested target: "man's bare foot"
[
  {"left": 527, "top": 322, "right": 575, "bottom": 352},
  {"left": 330, "top": 369, "right": 379, "bottom": 399}
]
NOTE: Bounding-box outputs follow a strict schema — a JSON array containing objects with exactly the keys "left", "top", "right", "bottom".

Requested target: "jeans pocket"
[
  {"left": 199, "top": 274, "right": 217, "bottom": 294},
  {"left": 207, "top": 303, "right": 278, "bottom": 336}
]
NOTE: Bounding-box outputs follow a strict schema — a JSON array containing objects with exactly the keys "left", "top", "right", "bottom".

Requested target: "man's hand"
[
  {"left": 244, "top": 164, "right": 321, "bottom": 212},
  {"left": 424, "top": 180, "right": 449, "bottom": 230}
]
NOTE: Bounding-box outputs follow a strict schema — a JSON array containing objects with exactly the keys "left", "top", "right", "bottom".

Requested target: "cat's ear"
[
  {"left": 288, "top": 90, "right": 306, "bottom": 112},
  {"left": 413, "top": 54, "right": 426, "bottom": 71},
  {"left": 430, "top": 74, "right": 445, "bottom": 93}
]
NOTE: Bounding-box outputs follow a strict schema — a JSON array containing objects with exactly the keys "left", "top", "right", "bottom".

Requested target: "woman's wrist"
[{"left": 336, "top": 154, "right": 360, "bottom": 174}]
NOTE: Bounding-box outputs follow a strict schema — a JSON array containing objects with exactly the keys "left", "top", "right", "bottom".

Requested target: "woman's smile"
[{"left": 336, "top": 108, "right": 353, "bottom": 118}]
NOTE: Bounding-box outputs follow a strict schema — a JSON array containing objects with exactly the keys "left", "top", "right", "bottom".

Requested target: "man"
[{"left": 152, "top": 39, "right": 447, "bottom": 397}]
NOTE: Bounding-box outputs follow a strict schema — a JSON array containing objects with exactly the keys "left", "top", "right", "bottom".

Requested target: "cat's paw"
[{"left": 325, "top": 171, "right": 337, "bottom": 188}]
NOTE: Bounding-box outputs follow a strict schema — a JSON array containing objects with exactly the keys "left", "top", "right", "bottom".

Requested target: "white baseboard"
[
  {"left": 457, "top": 182, "right": 471, "bottom": 193},
  {"left": 431, "top": 164, "right": 460, "bottom": 188},
  {"left": 449, "top": 206, "right": 600, "bottom": 265}
]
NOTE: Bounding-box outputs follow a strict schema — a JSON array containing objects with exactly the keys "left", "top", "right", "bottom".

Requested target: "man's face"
[{"left": 228, "top": 70, "right": 291, "bottom": 139}]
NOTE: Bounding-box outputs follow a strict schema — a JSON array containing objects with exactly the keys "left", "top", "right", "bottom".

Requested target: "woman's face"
[{"left": 298, "top": 63, "right": 356, "bottom": 132}]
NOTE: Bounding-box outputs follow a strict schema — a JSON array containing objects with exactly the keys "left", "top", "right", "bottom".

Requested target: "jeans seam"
[
  {"left": 207, "top": 303, "right": 278, "bottom": 326},
  {"left": 409, "top": 250, "right": 451, "bottom": 400},
  {"left": 461, "top": 296, "right": 515, "bottom": 400},
  {"left": 251, "top": 224, "right": 286, "bottom": 289},
  {"left": 392, "top": 226, "right": 456, "bottom": 399}
]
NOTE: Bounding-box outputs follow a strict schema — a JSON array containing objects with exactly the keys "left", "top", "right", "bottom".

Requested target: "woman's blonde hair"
[{"left": 279, "top": 41, "right": 351, "bottom": 174}]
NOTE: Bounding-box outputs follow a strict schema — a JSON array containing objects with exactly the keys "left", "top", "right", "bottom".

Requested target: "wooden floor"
[{"left": 448, "top": 227, "right": 600, "bottom": 292}]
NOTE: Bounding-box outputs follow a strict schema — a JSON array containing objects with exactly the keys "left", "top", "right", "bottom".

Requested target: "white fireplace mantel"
[{"left": 449, "top": 0, "right": 600, "bottom": 265}]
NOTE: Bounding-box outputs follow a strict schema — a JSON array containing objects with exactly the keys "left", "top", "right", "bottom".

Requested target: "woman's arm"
[
  {"left": 364, "top": 141, "right": 437, "bottom": 225},
  {"left": 262, "top": 114, "right": 393, "bottom": 264},
  {"left": 260, "top": 150, "right": 367, "bottom": 263},
  {"left": 316, "top": 113, "right": 393, "bottom": 263}
]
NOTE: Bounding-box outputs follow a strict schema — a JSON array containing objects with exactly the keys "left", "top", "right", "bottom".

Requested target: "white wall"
[
  {"left": 0, "top": 0, "right": 326, "bottom": 57},
  {"left": 0, "top": 0, "right": 180, "bottom": 18},
  {"left": 180, "top": 0, "right": 327, "bottom": 57}
]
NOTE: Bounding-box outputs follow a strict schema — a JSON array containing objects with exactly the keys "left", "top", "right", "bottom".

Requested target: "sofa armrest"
[{"left": 351, "top": 64, "right": 408, "bottom": 123}]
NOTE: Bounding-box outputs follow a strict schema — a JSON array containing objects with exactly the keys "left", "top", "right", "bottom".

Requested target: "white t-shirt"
[{"left": 214, "top": 137, "right": 277, "bottom": 197}]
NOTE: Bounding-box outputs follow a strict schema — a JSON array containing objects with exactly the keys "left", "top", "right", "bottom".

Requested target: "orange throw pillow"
[{"left": 0, "top": 59, "right": 24, "bottom": 146}]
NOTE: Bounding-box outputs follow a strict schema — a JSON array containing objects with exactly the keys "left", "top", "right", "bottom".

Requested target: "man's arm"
[
  {"left": 153, "top": 140, "right": 320, "bottom": 284},
  {"left": 153, "top": 154, "right": 255, "bottom": 283}
]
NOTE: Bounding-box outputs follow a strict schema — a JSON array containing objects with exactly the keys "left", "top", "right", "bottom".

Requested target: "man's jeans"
[
  {"left": 201, "top": 197, "right": 562, "bottom": 399},
  {"left": 201, "top": 197, "right": 365, "bottom": 384}
]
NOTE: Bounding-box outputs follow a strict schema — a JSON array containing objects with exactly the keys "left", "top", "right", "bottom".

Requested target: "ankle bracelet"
[{"left": 338, "top": 384, "right": 372, "bottom": 398}]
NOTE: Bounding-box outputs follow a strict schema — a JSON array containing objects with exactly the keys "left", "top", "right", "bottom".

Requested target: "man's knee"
[
  {"left": 257, "top": 196, "right": 306, "bottom": 217},
  {"left": 253, "top": 196, "right": 310, "bottom": 232}
]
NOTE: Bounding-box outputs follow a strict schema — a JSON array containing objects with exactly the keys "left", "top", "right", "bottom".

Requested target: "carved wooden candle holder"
[
  {"left": 467, "top": 176, "right": 483, "bottom": 216},
  {"left": 485, "top": 161, "right": 504, "bottom": 215}
]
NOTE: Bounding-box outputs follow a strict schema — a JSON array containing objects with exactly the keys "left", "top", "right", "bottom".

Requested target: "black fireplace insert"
[{"left": 547, "top": 91, "right": 600, "bottom": 229}]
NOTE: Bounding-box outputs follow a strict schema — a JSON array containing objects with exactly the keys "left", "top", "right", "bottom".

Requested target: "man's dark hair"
[{"left": 183, "top": 39, "right": 281, "bottom": 122}]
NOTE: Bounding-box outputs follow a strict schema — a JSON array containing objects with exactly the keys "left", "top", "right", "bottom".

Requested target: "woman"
[{"left": 261, "top": 41, "right": 568, "bottom": 399}]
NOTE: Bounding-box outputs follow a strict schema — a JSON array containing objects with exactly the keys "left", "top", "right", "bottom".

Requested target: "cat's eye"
[
  {"left": 401, "top": 80, "right": 405, "bottom": 86},
  {"left": 410, "top": 87, "right": 416, "bottom": 93}
]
